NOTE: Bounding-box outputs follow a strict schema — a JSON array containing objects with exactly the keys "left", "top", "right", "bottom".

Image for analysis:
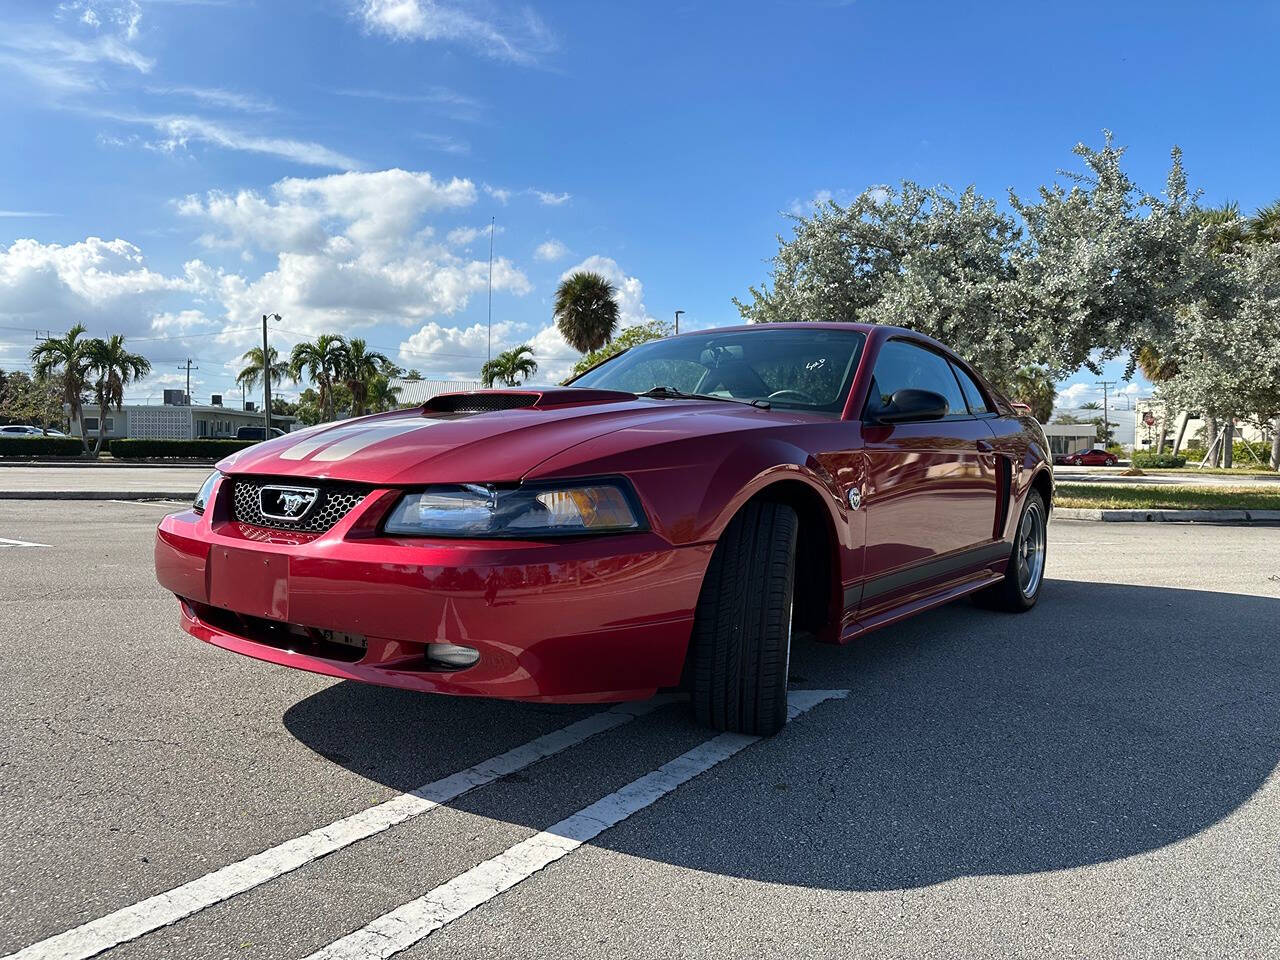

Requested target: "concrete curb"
[
  {"left": 1055, "top": 507, "right": 1280, "bottom": 524},
  {"left": 0, "top": 491, "right": 195, "bottom": 501}
]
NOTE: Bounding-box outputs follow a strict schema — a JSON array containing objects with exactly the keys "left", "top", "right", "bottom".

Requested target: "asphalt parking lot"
[{"left": 2, "top": 499, "right": 1278, "bottom": 959}]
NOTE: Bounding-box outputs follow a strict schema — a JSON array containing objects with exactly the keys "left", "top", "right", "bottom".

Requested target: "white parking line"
[
  {"left": 0, "top": 537, "right": 48, "bottom": 547},
  {"left": 305, "top": 690, "right": 848, "bottom": 960},
  {"left": 2, "top": 699, "right": 673, "bottom": 960}
]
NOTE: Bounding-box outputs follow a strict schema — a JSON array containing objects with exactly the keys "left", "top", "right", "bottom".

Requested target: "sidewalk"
[{"left": 0, "top": 464, "right": 206, "bottom": 499}]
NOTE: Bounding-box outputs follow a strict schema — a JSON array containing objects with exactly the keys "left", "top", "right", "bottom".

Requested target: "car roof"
[{"left": 669, "top": 322, "right": 957, "bottom": 356}]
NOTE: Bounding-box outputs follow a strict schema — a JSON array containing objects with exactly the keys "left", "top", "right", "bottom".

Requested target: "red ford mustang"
[{"left": 155, "top": 323, "right": 1053, "bottom": 735}]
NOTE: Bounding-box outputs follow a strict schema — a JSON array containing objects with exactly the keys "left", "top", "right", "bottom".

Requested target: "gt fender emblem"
[{"left": 847, "top": 486, "right": 862, "bottom": 511}]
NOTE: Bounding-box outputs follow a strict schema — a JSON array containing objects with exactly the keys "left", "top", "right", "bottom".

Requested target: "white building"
[
  {"left": 68, "top": 395, "right": 296, "bottom": 441},
  {"left": 1132, "top": 398, "right": 1270, "bottom": 454}
]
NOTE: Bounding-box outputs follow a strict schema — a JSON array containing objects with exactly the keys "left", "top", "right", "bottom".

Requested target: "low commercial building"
[
  {"left": 1041, "top": 423, "right": 1098, "bottom": 457},
  {"left": 67, "top": 392, "right": 296, "bottom": 441}
]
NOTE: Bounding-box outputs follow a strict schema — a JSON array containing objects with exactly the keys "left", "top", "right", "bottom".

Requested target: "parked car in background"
[
  {"left": 235, "top": 426, "right": 288, "bottom": 441},
  {"left": 0, "top": 424, "right": 65, "bottom": 436},
  {"left": 157, "top": 323, "right": 1054, "bottom": 736},
  {"left": 1062, "top": 448, "right": 1119, "bottom": 466}
]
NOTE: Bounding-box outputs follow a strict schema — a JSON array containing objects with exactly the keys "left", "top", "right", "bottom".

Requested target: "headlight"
[
  {"left": 193, "top": 471, "right": 220, "bottom": 515},
  {"left": 384, "top": 479, "right": 644, "bottom": 537}
]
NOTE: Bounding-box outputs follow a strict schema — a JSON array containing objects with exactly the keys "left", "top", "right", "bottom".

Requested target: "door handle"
[{"left": 976, "top": 439, "right": 994, "bottom": 453}]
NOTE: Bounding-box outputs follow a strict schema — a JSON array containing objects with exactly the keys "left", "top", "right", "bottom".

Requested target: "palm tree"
[
  {"left": 1002, "top": 367, "right": 1056, "bottom": 424},
  {"left": 553, "top": 271, "right": 620, "bottom": 353},
  {"left": 1246, "top": 200, "right": 1280, "bottom": 246},
  {"left": 481, "top": 345, "right": 538, "bottom": 387},
  {"left": 341, "top": 338, "right": 391, "bottom": 417},
  {"left": 1192, "top": 202, "right": 1245, "bottom": 255},
  {"left": 365, "top": 374, "right": 404, "bottom": 412},
  {"left": 84, "top": 335, "right": 150, "bottom": 456},
  {"left": 289, "top": 335, "right": 348, "bottom": 421},
  {"left": 29, "top": 323, "right": 94, "bottom": 454},
  {"left": 235, "top": 345, "right": 288, "bottom": 396}
]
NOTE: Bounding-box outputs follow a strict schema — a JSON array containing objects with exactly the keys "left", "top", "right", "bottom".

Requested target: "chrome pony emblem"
[{"left": 260, "top": 485, "right": 319, "bottom": 521}]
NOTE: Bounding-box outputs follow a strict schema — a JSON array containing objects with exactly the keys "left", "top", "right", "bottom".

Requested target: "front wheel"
[
  {"left": 974, "top": 490, "right": 1047, "bottom": 612},
  {"left": 689, "top": 500, "right": 797, "bottom": 736}
]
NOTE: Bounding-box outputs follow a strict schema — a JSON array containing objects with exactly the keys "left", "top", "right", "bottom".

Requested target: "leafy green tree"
[
  {"left": 481, "top": 345, "right": 538, "bottom": 387},
  {"left": 0, "top": 370, "right": 65, "bottom": 432},
  {"left": 554, "top": 272, "right": 620, "bottom": 353},
  {"left": 403, "top": 368, "right": 424, "bottom": 381},
  {"left": 29, "top": 323, "right": 94, "bottom": 454},
  {"left": 289, "top": 335, "right": 348, "bottom": 422},
  {"left": 341, "top": 338, "right": 392, "bottom": 417},
  {"left": 570, "top": 319, "right": 672, "bottom": 378},
  {"left": 85, "top": 335, "right": 151, "bottom": 456}
]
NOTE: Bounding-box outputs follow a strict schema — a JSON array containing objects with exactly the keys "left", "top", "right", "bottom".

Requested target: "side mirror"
[{"left": 868, "top": 388, "right": 949, "bottom": 424}]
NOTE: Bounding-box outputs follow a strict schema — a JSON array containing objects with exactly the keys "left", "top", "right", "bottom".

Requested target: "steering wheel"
[{"left": 766, "top": 388, "right": 819, "bottom": 405}]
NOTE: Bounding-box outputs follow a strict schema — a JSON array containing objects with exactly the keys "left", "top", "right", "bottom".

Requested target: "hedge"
[
  {"left": 1130, "top": 450, "right": 1187, "bottom": 468},
  {"left": 110, "top": 438, "right": 259, "bottom": 459},
  {"left": 0, "top": 435, "right": 86, "bottom": 457}
]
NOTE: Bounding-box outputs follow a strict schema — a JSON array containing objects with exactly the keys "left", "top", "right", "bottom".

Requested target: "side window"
[
  {"left": 949, "top": 362, "right": 991, "bottom": 414},
  {"left": 866, "top": 339, "right": 968, "bottom": 418}
]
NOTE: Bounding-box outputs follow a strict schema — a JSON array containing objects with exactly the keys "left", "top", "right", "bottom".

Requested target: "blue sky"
[{"left": 2, "top": 0, "right": 1278, "bottom": 405}]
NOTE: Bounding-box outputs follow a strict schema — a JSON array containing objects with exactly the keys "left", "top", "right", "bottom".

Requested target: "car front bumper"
[{"left": 154, "top": 482, "right": 711, "bottom": 703}]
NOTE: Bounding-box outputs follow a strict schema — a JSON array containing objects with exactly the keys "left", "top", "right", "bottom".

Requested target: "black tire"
[
  {"left": 975, "top": 490, "right": 1048, "bottom": 612},
  {"left": 690, "top": 500, "right": 797, "bottom": 736}
]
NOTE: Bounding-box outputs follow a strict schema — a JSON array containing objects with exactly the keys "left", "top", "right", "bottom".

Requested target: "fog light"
[{"left": 425, "top": 643, "right": 480, "bottom": 669}]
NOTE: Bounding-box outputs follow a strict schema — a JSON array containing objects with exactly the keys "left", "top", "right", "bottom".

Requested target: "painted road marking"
[
  {"left": 2, "top": 699, "right": 673, "bottom": 960},
  {"left": 0, "top": 537, "right": 48, "bottom": 547},
  {"left": 304, "top": 690, "right": 848, "bottom": 960}
]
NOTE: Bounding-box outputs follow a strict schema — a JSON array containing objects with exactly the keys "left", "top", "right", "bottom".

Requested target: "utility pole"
[
  {"left": 486, "top": 216, "right": 495, "bottom": 366},
  {"left": 1095, "top": 380, "right": 1116, "bottom": 449},
  {"left": 674, "top": 310, "right": 684, "bottom": 335},
  {"left": 178, "top": 358, "right": 198, "bottom": 405},
  {"left": 262, "top": 314, "right": 281, "bottom": 435}
]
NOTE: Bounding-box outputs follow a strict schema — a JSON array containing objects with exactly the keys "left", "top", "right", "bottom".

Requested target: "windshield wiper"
[{"left": 638, "top": 385, "right": 770, "bottom": 409}]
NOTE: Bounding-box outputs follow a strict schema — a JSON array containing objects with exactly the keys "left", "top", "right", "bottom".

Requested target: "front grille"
[{"left": 229, "top": 477, "right": 370, "bottom": 533}]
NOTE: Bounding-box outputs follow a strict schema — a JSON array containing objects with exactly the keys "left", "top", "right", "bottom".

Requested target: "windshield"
[{"left": 570, "top": 328, "right": 866, "bottom": 415}]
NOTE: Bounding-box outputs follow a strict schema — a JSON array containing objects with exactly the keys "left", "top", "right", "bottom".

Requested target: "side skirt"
[{"left": 838, "top": 567, "right": 1006, "bottom": 643}]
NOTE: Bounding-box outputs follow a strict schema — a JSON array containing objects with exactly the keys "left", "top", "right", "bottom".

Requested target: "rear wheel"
[
  {"left": 975, "top": 490, "right": 1047, "bottom": 612},
  {"left": 689, "top": 500, "right": 797, "bottom": 736}
]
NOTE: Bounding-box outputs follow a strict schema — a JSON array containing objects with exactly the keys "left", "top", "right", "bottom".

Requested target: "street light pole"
[
  {"left": 262, "top": 313, "right": 281, "bottom": 435},
  {"left": 1095, "top": 380, "right": 1116, "bottom": 449}
]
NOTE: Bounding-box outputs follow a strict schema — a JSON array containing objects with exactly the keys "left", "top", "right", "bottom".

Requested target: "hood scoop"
[{"left": 423, "top": 387, "right": 636, "bottom": 414}]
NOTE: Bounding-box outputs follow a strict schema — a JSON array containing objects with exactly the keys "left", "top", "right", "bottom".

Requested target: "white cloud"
[
  {"left": 484, "top": 184, "right": 512, "bottom": 205},
  {"left": 0, "top": 236, "right": 207, "bottom": 334},
  {"left": 118, "top": 113, "right": 361, "bottom": 169},
  {"left": 415, "top": 132, "right": 469, "bottom": 155},
  {"left": 533, "top": 190, "right": 570, "bottom": 206},
  {"left": 180, "top": 169, "right": 476, "bottom": 252},
  {"left": 357, "top": 0, "right": 555, "bottom": 65},
  {"left": 58, "top": 1, "right": 143, "bottom": 41},
  {"left": 146, "top": 85, "right": 276, "bottom": 113},
  {"left": 398, "top": 319, "right": 516, "bottom": 372},
  {"left": 178, "top": 168, "right": 530, "bottom": 341},
  {"left": 533, "top": 239, "right": 567, "bottom": 261},
  {"left": 446, "top": 223, "right": 501, "bottom": 247},
  {"left": 0, "top": 211, "right": 58, "bottom": 218},
  {"left": 1054, "top": 382, "right": 1096, "bottom": 407},
  {"left": 484, "top": 184, "right": 571, "bottom": 206}
]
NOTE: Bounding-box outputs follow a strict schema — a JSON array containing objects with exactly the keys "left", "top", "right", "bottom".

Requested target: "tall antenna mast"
[{"left": 487, "top": 216, "right": 495, "bottom": 366}]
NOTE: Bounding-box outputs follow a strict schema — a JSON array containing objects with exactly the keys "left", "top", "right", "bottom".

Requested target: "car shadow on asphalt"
[{"left": 283, "top": 579, "right": 1280, "bottom": 890}]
